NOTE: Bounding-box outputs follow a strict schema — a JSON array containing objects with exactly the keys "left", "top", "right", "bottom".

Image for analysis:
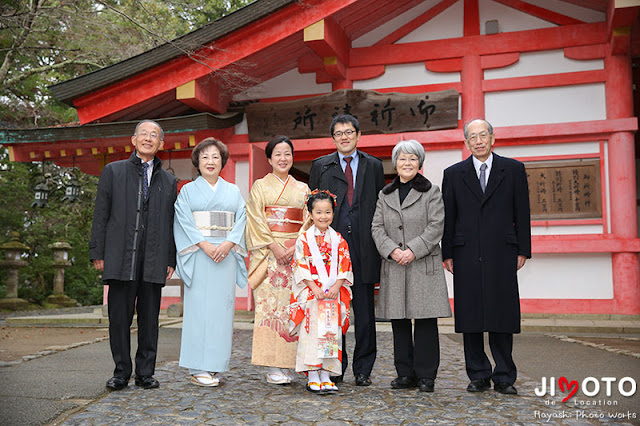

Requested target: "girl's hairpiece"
[{"left": 307, "top": 189, "right": 337, "bottom": 207}]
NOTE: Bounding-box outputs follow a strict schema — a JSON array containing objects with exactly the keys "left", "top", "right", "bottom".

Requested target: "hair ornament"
[{"left": 306, "top": 189, "right": 337, "bottom": 207}]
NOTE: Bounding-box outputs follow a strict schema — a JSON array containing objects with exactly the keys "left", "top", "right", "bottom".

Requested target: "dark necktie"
[
  {"left": 344, "top": 156, "right": 354, "bottom": 206},
  {"left": 142, "top": 162, "right": 149, "bottom": 200},
  {"left": 479, "top": 163, "right": 487, "bottom": 193}
]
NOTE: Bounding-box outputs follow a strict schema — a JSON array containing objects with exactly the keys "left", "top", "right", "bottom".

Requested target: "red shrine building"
[{"left": 3, "top": 0, "right": 640, "bottom": 315}]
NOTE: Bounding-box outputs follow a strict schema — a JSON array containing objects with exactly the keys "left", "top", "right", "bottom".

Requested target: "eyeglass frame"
[
  {"left": 332, "top": 129, "right": 356, "bottom": 138},
  {"left": 466, "top": 131, "right": 493, "bottom": 143}
]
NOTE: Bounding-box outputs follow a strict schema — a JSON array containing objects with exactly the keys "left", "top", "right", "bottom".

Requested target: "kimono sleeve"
[
  {"left": 245, "top": 180, "right": 275, "bottom": 251},
  {"left": 336, "top": 233, "right": 353, "bottom": 286}
]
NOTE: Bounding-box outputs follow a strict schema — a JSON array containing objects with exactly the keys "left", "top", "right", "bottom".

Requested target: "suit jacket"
[
  {"left": 309, "top": 150, "right": 385, "bottom": 284},
  {"left": 442, "top": 153, "right": 531, "bottom": 333}
]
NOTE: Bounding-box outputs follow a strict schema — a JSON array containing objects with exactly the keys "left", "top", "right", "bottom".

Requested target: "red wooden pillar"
[
  {"left": 605, "top": 53, "right": 640, "bottom": 314},
  {"left": 460, "top": 54, "right": 482, "bottom": 158}
]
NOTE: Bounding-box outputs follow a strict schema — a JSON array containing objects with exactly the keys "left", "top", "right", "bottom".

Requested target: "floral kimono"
[
  {"left": 245, "top": 173, "right": 310, "bottom": 368},
  {"left": 290, "top": 225, "right": 353, "bottom": 374}
]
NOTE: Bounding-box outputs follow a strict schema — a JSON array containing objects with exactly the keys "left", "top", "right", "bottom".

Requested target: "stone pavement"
[{"left": 51, "top": 323, "right": 638, "bottom": 425}]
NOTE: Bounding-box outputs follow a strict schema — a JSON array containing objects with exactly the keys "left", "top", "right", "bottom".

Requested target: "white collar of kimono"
[
  {"left": 305, "top": 225, "right": 339, "bottom": 292},
  {"left": 272, "top": 173, "right": 289, "bottom": 185},
  {"left": 202, "top": 176, "right": 219, "bottom": 192}
]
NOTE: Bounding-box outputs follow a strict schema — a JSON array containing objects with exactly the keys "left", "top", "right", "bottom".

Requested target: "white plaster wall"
[
  {"left": 235, "top": 115, "right": 248, "bottom": 135},
  {"left": 162, "top": 286, "right": 180, "bottom": 298},
  {"left": 396, "top": 0, "right": 464, "bottom": 43},
  {"left": 493, "top": 141, "right": 600, "bottom": 158},
  {"left": 423, "top": 149, "right": 462, "bottom": 187},
  {"left": 479, "top": 0, "right": 555, "bottom": 34},
  {"left": 352, "top": 0, "right": 449, "bottom": 47},
  {"left": 235, "top": 160, "right": 249, "bottom": 200},
  {"left": 603, "top": 141, "right": 611, "bottom": 234},
  {"left": 485, "top": 50, "right": 603, "bottom": 80},
  {"left": 486, "top": 83, "right": 606, "bottom": 127},
  {"left": 164, "top": 158, "right": 195, "bottom": 181},
  {"left": 233, "top": 68, "right": 331, "bottom": 101},
  {"left": 532, "top": 225, "right": 603, "bottom": 235},
  {"left": 518, "top": 253, "right": 613, "bottom": 299},
  {"left": 353, "top": 63, "right": 460, "bottom": 91},
  {"left": 523, "top": 0, "right": 605, "bottom": 23}
]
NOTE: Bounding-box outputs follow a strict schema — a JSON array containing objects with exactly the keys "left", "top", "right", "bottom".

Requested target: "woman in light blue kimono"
[{"left": 174, "top": 138, "right": 247, "bottom": 387}]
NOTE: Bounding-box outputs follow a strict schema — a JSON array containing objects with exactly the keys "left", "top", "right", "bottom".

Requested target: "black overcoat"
[
  {"left": 442, "top": 154, "right": 531, "bottom": 333},
  {"left": 309, "top": 151, "right": 385, "bottom": 284},
  {"left": 89, "top": 153, "right": 178, "bottom": 284}
]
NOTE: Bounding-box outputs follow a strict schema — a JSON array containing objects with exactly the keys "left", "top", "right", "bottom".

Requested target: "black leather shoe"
[
  {"left": 418, "top": 378, "right": 434, "bottom": 392},
  {"left": 355, "top": 374, "right": 372, "bottom": 386},
  {"left": 135, "top": 375, "right": 160, "bottom": 389},
  {"left": 466, "top": 378, "right": 491, "bottom": 392},
  {"left": 391, "top": 376, "right": 417, "bottom": 389},
  {"left": 330, "top": 375, "right": 344, "bottom": 384},
  {"left": 494, "top": 382, "right": 518, "bottom": 395},
  {"left": 106, "top": 376, "right": 128, "bottom": 391}
]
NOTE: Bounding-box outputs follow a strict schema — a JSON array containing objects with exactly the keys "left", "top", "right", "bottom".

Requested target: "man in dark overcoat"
[
  {"left": 442, "top": 118, "right": 531, "bottom": 395},
  {"left": 309, "top": 114, "right": 386, "bottom": 386},
  {"left": 90, "top": 120, "right": 178, "bottom": 391}
]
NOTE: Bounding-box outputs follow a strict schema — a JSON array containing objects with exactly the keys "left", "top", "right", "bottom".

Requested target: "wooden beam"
[
  {"left": 493, "top": 0, "right": 584, "bottom": 26},
  {"left": 350, "top": 22, "right": 608, "bottom": 67},
  {"left": 303, "top": 17, "right": 350, "bottom": 65},
  {"left": 176, "top": 78, "right": 230, "bottom": 114},
  {"left": 564, "top": 44, "right": 607, "bottom": 60},
  {"left": 482, "top": 69, "right": 607, "bottom": 92}
]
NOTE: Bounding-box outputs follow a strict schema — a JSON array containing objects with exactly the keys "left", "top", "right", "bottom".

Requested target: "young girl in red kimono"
[{"left": 290, "top": 190, "right": 353, "bottom": 394}]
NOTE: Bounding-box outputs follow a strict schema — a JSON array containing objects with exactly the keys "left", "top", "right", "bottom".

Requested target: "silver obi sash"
[{"left": 193, "top": 211, "right": 235, "bottom": 238}]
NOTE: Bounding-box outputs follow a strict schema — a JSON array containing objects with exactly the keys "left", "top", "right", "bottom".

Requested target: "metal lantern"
[
  {"left": 32, "top": 180, "right": 50, "bottom": 208},
  {"left": 62, "top": 176, "right": 81, "bottom": 202}
]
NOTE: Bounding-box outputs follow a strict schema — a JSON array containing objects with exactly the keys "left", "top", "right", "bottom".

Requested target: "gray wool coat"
[{"left": 371, "top": 174, "right": 452, "bottom": 320}]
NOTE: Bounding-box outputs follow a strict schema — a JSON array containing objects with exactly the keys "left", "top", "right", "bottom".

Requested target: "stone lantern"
[
  {"left": 62, "top": 177, "right": 81, "bottom": 203},
  {"left": 32, "top": 179, "right": 50, "bottom": 208},
  {"left": 0, "top": 232, "right": 30, "bottom": 310},
  {"left": 46, "top": 241, "right": 77, "bottom": 307}
]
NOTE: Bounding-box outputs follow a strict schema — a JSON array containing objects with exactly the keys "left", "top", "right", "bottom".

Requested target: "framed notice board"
[{"left": 525, "top": 160, "right": 602, "bottom": 220}]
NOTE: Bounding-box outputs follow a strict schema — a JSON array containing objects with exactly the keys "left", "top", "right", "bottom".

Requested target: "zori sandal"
[
  {"left": 190, "top": 372, "right": 219, "bottom": 387},
  {"left": 321, "top": 381, "right": 338, "bottom": 394},
  {"left": 306, "top": 381, "right": 323, "bottom": 394}
]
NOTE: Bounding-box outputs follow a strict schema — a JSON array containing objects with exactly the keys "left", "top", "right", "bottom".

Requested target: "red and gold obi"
[{"left": 265, "top": 206, "right": 304, "bottom": 233}]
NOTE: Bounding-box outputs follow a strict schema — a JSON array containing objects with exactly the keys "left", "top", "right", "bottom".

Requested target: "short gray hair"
[
  {"left": 463, "top": 118, "right": 493, "bottom": 139},
  {"left": 134, "top": 120, "right": 164, "bottom": 140},
  {"left": 391, "top": 139, "right": 425, "bottom": 169}
]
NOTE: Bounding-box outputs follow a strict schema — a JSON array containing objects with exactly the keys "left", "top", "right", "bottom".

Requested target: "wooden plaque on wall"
[
  {"left": 525, "top": 160, "right": 602, "bottom": 220},
  {"left": 245, "top": 89, "right": 459, "bottom": 142}
]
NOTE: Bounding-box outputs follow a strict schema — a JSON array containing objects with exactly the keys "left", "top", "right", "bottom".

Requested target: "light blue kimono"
[{"left": 174, "top": 176, "right": 247, "bottom": 373}]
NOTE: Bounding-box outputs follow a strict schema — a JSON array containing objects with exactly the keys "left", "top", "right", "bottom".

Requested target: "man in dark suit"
[
  {"left": 442, "top": 118, "right": 531, "bottom": 395},
  {"left": 309, "top": 114, "right": 386, "bottom": 386},
  {"left": 90, "top": 120, "right": 178, "bottom": 391}
]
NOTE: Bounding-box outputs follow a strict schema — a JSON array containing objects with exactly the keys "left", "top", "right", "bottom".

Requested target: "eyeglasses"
[
  {"left": 333, "top": 129, "right": 356, "bottom": 138},
  {"left": 137, "top": 131, "right": 160, "bottom": 140},
  {"left": 466, "top": 131, "right": 491, "bottom": 143}
]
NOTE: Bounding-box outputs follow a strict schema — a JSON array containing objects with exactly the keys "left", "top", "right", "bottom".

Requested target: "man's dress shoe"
[
  {"left": 135, "top": 375, "right": 160, "bottom": 389},
  {"left": 494, "top": 382, "right": 518, "bottom": 395},
  {"left": 106, "top": 376, "right": 128, "bottom": 391},
  {"left": 418, "top": 378, "right": 434, "bottom": 392},
  {"left": 466, "top": 378, "right": 491, "bottom": 392},
  {"left": 355, "top": 374, "right": 372, "bottom": 386},
  {"left": 330, "top": 375, "right": 343, "bottom": 384},
  {"left": 391, "top": 376, "right": 417, "bottom": 389}
]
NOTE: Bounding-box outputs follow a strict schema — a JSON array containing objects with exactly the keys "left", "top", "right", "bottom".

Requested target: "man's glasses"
[
  {"left": 466, "top": 131, "right": 491, "bottom": 143},
  {"left": 137, "top": 131, "right": 160, "bottom": 140},
  {"left": 333, "top": 129, "right": 356, "bottom": 138}
]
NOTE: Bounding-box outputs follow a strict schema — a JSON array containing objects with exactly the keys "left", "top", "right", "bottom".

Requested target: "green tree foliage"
[
  {"left": 0, "top": 0, "right": 251, "bottom": 128},
  {"left": 0, "top": 146, "right": 102, "bottom": 305}
]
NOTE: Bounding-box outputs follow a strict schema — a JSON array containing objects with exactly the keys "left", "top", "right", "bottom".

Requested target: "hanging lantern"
[
  {"left": 62, "top": 176, "right": 81, "bottom": 202},
  {"left": 32, "top": 180, "right": 50, "bottom": 208}
]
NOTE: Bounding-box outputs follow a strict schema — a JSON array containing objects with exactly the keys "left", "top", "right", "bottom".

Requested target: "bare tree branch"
[{"left": 2, "top": 59, "right": 101, "bottom": 88}]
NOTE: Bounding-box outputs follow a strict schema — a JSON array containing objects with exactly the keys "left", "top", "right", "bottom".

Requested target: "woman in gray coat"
[{"left": 371, "top": 140, "right": 452, "bottom": 393}]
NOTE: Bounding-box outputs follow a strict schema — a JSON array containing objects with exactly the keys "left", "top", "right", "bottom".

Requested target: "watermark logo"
[{"left": 535, "top": 376, "right": 636, "bottom": 403}]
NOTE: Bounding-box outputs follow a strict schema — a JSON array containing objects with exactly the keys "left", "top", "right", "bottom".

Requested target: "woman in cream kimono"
[
  {"left": 245, "top": 136, "right": 310, "bottom": 385},
  {"left": 174, "top": 138, "right": 247, "bottom": 387}
]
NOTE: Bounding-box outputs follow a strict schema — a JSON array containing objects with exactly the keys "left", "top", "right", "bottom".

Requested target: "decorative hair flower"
[{"left": 306, "top": 189, "right": 337, "bottom": 207}]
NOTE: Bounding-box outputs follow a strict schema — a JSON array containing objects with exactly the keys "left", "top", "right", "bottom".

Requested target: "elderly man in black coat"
[
  {"left": 309, "top": 114, "right": 385, "bottom": 387},
  {"left": 90, "top": 120, "right": 178, "bottom": 391},
  {"left": 442, "top": 118, "right": 531, "bottom": 395}
]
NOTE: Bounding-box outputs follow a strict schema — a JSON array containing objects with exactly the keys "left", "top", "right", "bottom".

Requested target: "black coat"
[
  {"left": 442, "top": 154, "right": 531, "bottom": 333},
  {"left": 309, "top": 151, "right": 385, "bottom": 284},
  {"left": 89, "top": 153, "right": 178, "bottom": 284}
]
